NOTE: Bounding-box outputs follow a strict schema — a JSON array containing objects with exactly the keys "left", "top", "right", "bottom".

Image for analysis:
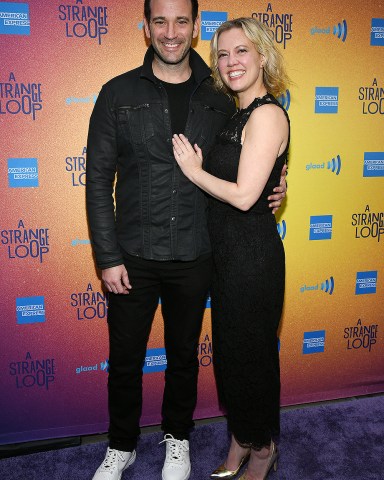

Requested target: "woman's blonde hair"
[{"left": 210, "top": 17, "right": 290, "bottom": 98}]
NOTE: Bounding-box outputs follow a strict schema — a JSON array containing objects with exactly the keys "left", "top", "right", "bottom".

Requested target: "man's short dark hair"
[{"left": 144, "top": 0, "right": 199, "bottom": 23}]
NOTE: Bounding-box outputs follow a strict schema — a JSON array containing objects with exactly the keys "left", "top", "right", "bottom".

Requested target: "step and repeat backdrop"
[{"left": 1, "top": 0, "right": 383, "bottom": 445}]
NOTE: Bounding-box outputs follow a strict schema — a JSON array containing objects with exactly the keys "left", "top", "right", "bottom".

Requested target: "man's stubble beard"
[{"left": 151, "top": 40, "right": 192, "bottom": 66}]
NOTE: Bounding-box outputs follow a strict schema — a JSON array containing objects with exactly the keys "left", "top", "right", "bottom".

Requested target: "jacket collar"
[{"left": 141, "top": 45, "right": 211, "bottom": 86}]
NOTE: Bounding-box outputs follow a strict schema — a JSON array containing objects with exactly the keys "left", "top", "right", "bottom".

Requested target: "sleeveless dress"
[{"left": 205, "top": 93, "right": 289, "bottom": 449}]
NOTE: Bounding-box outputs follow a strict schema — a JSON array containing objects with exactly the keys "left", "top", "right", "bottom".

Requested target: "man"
[{"left": 86, "top": 1, "right": 286, "bottom": 479}]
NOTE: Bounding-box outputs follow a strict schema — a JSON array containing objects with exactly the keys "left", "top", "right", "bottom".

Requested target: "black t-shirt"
[{"left": 161, "top": 74, "right": 195, "bottom": 134}]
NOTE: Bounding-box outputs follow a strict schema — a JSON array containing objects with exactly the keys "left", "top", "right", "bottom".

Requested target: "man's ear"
[
  {"left": 192, "top": 15, "right": 200, "bottom": 39},
  {"left": 143, "top": 17, "right": 151, "bottom": 39}
]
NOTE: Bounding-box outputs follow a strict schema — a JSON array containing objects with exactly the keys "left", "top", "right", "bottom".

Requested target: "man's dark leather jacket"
[{"left": 86, "top": 46, "right": 235, "bottom": 269}]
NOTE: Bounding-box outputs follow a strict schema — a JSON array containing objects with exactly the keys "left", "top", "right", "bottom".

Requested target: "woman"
[{"left": 172, "top": 18, "right": 290, "bottom": 480}]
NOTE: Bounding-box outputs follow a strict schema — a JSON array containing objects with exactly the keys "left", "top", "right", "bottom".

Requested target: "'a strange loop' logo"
[
  {"left": 9, "top": 352, "right": 56, "bottom": 390},
  {"left": 58, "top": 0, "right": 108, "bottom": 45},
  {"left": 66, "top": 147, "right": 86, "bottom": 186},
  {"left": 70, "top": 282, "right": 108, "bottom": 320},
  {"left": 352, "top": 205, "right": 383, "bottom": 242},
  {"left": 198, "top": 334, "right": 212, "bottom": 367},
  {"left": 358, "top": 78, "right": 384, "bottom": 115},
  {"left": 1, "top": 220, "right": 49, "bottom": 263},
  {"left": 0, "top": 73, "right": 42, "bottom": 120},
  {"left": 252, "top": 3, "right": 293, "bottom": 49},
  {"left": 344, "top": 319, "right": 378, "bottom": 352}
]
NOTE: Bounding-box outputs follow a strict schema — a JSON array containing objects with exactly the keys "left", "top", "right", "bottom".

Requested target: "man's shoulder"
[
  {"left": 100, "top": 66, "right": 153, "bottom": 104},
  {"left": 103, "top": 66, "right": 143, "bottom": 90}
]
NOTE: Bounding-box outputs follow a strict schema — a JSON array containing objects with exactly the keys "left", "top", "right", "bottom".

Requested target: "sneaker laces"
[
  {"left": 99, "top": 448, "right": 123, "bottom": 472},
  {"left": 159, "top": 434, "right": 189, "bottom": 465}
]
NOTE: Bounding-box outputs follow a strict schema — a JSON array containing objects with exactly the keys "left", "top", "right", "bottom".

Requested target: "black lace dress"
[{"left": 205, "top": 93, "right": 289, "bottom": 449}]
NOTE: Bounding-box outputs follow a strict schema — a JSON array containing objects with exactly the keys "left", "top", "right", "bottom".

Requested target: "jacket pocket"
[{"left": 117, "top": 104, "right": 155, "bottom": 145}]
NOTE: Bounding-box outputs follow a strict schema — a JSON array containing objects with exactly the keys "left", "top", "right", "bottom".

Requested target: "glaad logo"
[
  {"left": 0, "top": 72, "right": 42, "bottom": 120},
  {"left": 321, "top": 276, "right": 334, "bottom": 294},
  {"left": 100, "top": 359, "right": 109, "bottom": 372},
  {"left": 344, "top": 319, "right": 378, "bottom": 352},
  {"left": 310, "top": 19, "right": 347, "bottom": 42},
  {"left": 200, "top": 11, "right": 227, "bottom": 40},
  {"left": 278, "top": 89, "right": 291, "bottom": 111},
  {"left": 206, "top": 294, "right": 211, "bottom": 308},
  {"left": 198, "top": 333, "right": 212, "bottom": 367},
  {"left": 333, "top": 19, "right": 347, "bottom": 42},
  {"left": 58, "top": 1, "right": 108, "bottom": 45},
  {"left": 315, "top": 87, "right": 339, "bottom": 113},
  {"left": 76, "top": 363, "right": 98, "bottom": 374},
  {"left": 277, "top": 220, "right": 286, "bottom": 240},
  {"left": 358, "top": 78, "right": 384, "bottom": 115},
  {"left": 309, "top": 215, "right": 333, "bottom": 240},
  {"left": 143, "top": 348, "right": 167, "bottom": 374},
  {"left": 363, "top": 152, "right": 384, "bottom": 177},
  {"left": 65, "top": 94, "right": 97, "bottom": 105},
  {"left": 0, "top": 2, "right": 30, "bottom": 35},
  {"left": 327, "top": 155, "right": 342, "bottom": 175},
  {"left": 70, "top": 283, "right": 108, "bottom": 320},
  {"left": 306, "top": 155, "right": 341, "bottom": 175},
  {"left": 71, "top": 238, "right": 91, "bottom": 246},
  {"left": 371, "top": 18, "right": 384, "bottom": 46},
  {"left": 303, "top": 330, "right": 325, "bottom": 354},
  {"left": 9, "top": 352, "right": 56, "bottom": 390},
  {"left": 252, "top": 3, "right": 293, "bottom": 49},
  {"left": 8, "top": 158, "right": 38, "bottom": 187},
  {"left": 300, "top": 276, "right": 334, "bottom": 295},
  {"left": 66, "top": 147, "right": 86, "bottom": 186},
  {"left": 76, "top": 359, "right": 109, "bottom": 374},
  {"left": 16, "top": 296, "right": 46, "bottom": 324},
  {"left": 352, "top": 205, "right": 384, "bottom": 242},
  {"left": 1, "top": 219, "right": 50, "bottom": 263},
  {"left": 355, "top": 271, "right": 377, "bottom": 295}
]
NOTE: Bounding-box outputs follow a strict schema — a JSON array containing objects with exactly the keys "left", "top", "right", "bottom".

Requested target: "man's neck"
[{"left": 152, "top": 54, "right": 192, "bottom": 84}]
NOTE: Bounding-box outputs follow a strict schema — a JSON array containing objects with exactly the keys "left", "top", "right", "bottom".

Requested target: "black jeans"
[{"left": 107, "top": 254, "right": 212, "bottom": 452}]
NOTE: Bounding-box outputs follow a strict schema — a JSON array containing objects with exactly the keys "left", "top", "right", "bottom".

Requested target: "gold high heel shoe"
[
  {"left": 210, "top": 451, "right": 250, "bottom": 479},
  {"left": 238, "top": 442, "right": 278, "bottom": 480}
]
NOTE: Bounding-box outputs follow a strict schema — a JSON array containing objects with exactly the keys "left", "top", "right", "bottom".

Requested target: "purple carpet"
[{"left": 1, "top": 395, "right": 383, "bottom": 479}]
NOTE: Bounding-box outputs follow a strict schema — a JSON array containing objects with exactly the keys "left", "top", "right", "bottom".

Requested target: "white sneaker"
[
  {"left": 160, "top": 434, "right": 191, "bottom": 480},
  {"left": 92, "top": 447, "right": 136, "bottom": 480}
]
